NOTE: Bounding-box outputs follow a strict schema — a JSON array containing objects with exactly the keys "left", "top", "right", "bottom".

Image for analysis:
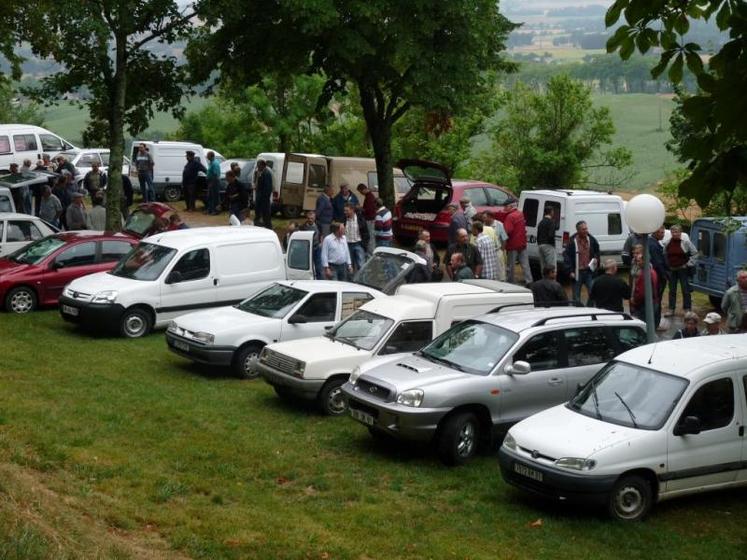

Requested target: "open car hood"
[
  {"left": 353, "top": 247, "right": 426, "bottom": 295},
  {"left": 396, "top": 159, "right": 451, "bottom": 185}
]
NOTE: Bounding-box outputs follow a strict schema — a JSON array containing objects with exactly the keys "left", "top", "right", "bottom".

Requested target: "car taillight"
[{"left": 562, "top": 231, "right": 570, "bottom": 247}]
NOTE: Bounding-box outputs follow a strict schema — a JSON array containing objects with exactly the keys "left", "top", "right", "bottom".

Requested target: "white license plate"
[
  {"left": 173, "top": 340, "right": 190, "bottom": 352},
  {"left": 350, "top": 408, "right": 375, "bottom": 426},
  {"left": 61, "top": 305, "right": 79, "bottom": 316},
  {"left": 514, "top": 462, "right": 543, "bottom": 482}
]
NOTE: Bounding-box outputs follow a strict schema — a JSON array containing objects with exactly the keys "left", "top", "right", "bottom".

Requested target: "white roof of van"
[
  {"left": 132, "top": 140, "right": 203, "bottom": 148},
  {"left": 142, "top": 226, "right": 279, "bottom": 250},
  {"left": 396, "top": 281, "right": 529, "bottom": 304},
  {"left": 523, "top": 189, "right": 622, "bottom": 199},
  {"left": 360, "top": 294, "right": 437, "bottom": 321}
]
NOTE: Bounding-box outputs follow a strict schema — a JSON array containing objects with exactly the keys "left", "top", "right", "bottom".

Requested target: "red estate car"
[
  {"left": 393, "top": 160, "right": 515, "bottom": 244},
  {"left": 0, "top": 231, "right": 138, "bottom": 313}
]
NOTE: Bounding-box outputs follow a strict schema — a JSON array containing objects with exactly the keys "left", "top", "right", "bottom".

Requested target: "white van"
[
  {"left": 499, "top": 335, "right": 747, "bottom": 521},
  {"left": 58, "top": 227, "right": 314, "bottom": 337},
  {"left": 130, "top": 141, "right": 225, "bottom": 202},
  {"left": 519, "top": 190, "right": 630, "bottom": 271},
  {"left": 0, "top": 124, "right": 77, "bottom": 168}
]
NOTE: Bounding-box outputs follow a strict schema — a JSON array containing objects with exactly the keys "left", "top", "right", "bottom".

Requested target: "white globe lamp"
[{"left": 625, "top": 194, "right": 665, "bottom": 234}]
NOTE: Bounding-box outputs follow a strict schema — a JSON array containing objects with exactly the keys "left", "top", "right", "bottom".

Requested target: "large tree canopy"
[
  {"left": 606, "top": 0, "right": 747, "bottom": 207},
  {"left": 190, "top": 0, "right": 516, "bottom": 207}
]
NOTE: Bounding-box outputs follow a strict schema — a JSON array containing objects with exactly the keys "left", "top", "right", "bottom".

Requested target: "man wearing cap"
[
  {"left": 446, "top": 202, "right": 468, "bottom": 246},
  {"left": 66, "top": 192, "right": 89, "bottom": 230},
  {"left": 702, "top": 312, "right": 726, "bottom": 335},
  {"left": 721, "top": 269, "right": 747, "bottom": 333},
  {"left": 503, "top": 198, "right": 532, "bottom": 284},
  {"left": 459, "top": 196, "right": 477, "bottom": 228},
  {"left": 182, "top": 150, "right": 206, "bottom": 212},
  {"left": 332, "top": 183, "right": 358, "bottom": 222}
]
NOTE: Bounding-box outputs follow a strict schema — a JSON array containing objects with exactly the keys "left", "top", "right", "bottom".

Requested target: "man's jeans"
[
  {"left": 376, "top": 238, "right": 392, "bottom": 248},
  {"left": 207, "top": 180, "right": 220, "bottom": 214},
  {"left": 328, "top": 263, "right": 348, "bottom": 281},
  {"left": 668, "top": 267, "right": 692, "bottom": 311},
  {"left": 348, "top": 242, "right": 366, "bottom": 271},
  {"left": 573, "top": 268, "right": 594, "bottom": 304},
  {"left": 506, "top": 249, "right": 533, "bottom": 284},
  {"left": 538, "top": 244, "right": 556, "bottom": 272},
  {"left": 138, "top": 172, "right": 154, "bottom": 202}
]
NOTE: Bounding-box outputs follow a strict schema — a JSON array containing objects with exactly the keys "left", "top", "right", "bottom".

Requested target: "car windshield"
[
  {"left": 123, "top": 210, "right": 156, "bottom": 236},
  {"left": 110, "top": 242, "right": 176, "bottom": 281},
  {"left": 8, "top": 236, "right": 65, "bottom": 264},
  {"left": 236, "top": 283, "right": 308, "bottom": 318},
  {"left": 420, "top": 320, "right": 518, "bottom": 375},
  {"left": 329, "top": 310, "right": 393, "bottom": 351},
  {"left": 568, "top": 361, "right": 689, "bottom": 430},
  {"left": 353, "top": 252, "right": 413, "bottom": 292}
]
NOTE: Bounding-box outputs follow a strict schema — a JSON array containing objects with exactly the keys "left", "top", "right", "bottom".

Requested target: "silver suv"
[{"left": 342, "top": 306, "right": 647, "bottom": 466}]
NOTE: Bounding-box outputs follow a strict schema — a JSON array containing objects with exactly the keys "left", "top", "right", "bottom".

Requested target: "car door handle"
[
  {"left": 740, "top": 426, "right": 744, "bottom": 437},
  {"left": 213, "top": 278, "right": 219, "bottom": 286},
  {"left": 324, "top": 325, "right": 333, "bottom": 330},
  {"left": 547, "top": 377, "right": 563, "bottom": 386}
]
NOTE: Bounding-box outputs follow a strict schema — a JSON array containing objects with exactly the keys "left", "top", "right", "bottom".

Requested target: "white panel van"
[{"left": 0, "top": 125, "right": 77, "bottom": 168}]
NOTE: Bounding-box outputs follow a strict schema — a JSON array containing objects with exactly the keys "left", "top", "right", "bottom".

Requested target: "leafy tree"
[
  {"left": 0, "top": 82, "right": 45, "bottom": 125},
  {"left": 190, "top": 0, "right": 516, "bottom": 208},
  {"left": 605, "top": 0, "right": 747, "bottom": 208},
  {"left": 0, "top": 2, "right": 23, "bottom": 83},
  {"left": 471, "top": 74, "right": 632, "bottom": 190},
  {"left": 19, "top": 1, "right": 196, "bottom": 229}
]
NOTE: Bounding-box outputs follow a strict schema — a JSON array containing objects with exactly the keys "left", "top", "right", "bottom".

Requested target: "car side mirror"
[
  {"left": 674, "top": 415, "right": 701, "bottom": 436},
  {"left": 506, "top": 360, "right": 531, "bottom": 375},
  {"left": 165, "top": 270, "right": 183, "bottom": 284},
  {"left": 575, "top": 382, "right": 586, "bottom": 396},
  {"left": 288, "top": 315, "right": 307, "bottom": 325}
]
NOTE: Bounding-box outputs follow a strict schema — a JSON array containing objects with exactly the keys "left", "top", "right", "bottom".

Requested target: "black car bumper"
[
  {"left": 498, "top": 447, "right": 617, "bottom": 506},
  {"left": 165, "top": 331, "right": 235, "bottom": 367},
  {"left": 58, "top": 295, "right": 124, "bottom": 331}
]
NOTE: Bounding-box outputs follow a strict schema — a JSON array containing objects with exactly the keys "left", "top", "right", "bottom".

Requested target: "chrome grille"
[
  {"left": 261, "top": 349, "right": 299, "bottom": 376},
  {"left": 356, "top": 379, "right": 393, "bottom": 401}
]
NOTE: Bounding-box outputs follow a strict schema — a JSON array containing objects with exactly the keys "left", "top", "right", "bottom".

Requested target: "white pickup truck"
[{"left": 257, "top": 280, "right": 533, "bottom": 415}]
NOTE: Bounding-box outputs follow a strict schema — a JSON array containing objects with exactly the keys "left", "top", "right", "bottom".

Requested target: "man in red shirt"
[
  {"left": 357, "top": 183, "right": 377, "bottom": 255},
  {"left": 503, "top": 199, "right": 533, "bottom": 284}
]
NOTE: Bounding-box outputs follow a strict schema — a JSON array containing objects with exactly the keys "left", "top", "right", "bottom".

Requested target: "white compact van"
[
  {"left": 130, "top": 140, "right": 225, "bottom": 202},
  {"left": 0, "top": 124, "right": 77, "bottom": 168},
  {"left": 520, "top": 190, "right": 630, "bottom": 271},
  {"left": 59, "top": 227, "right": 314, "bottom": 337},
  {"left": 500, "top": 335, "right": 747, "bottom": 521}
]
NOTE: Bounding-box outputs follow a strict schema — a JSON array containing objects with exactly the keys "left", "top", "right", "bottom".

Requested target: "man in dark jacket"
[
  {"left": 182, "top": 150, "right": 207, "bottom": 212},
  {"left": 536, "top": 206, "right": 557, "bottom": 272},
  {"left": 332, "top": 183, "right": 359, "bottom": 222},
  {"left": 589, "top": 259, "right": 630, "bottom": 312},
  {"left": 446, "top": 203, "right": 468, "bottom": 246},
  {"left": 225, "top": 170, "right": 245, "bottom": 219},
  {"left": 255, "top": 159, "right": 274, "bottom": 229},
  {"left": 83, "top": 161, "right": 107, "bottom": 200},
  {"left": 315, "top": 185, "right": 334, "bottom": 237},
  {"left": 530, "top": 266, "right": 567, "bottom": 304},
  {"left": 563, "top": 220, "right": 600, "bottom": 304},
  {"left": 446, "top": 228, "right": 482, "bottom": 279}
]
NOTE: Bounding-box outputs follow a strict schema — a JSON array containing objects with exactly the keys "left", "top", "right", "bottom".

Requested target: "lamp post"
[{"left": 625, "top": 194, "right": 666, "bottom": 343}]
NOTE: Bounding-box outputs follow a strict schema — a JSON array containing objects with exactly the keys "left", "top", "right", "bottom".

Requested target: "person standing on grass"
[
  {"left": 357, "top": 183, "right": 377, "bottom": 255},
  {"left": 537, "top": 206, "right": 557, "bottom": 273},
  {"left": 563, "top": 220, "right": 600, "bottom": 304},
  {"left": 721, "top": 269, "right": 747, "bottom": 333},
  {"left": 321, "top": 222, "right": 353, "bottom": 281},
  {"left": 66, "top": 192, "right": 89, "bottom": 230},
  {"left": 39, "top": 185, "right": 62, "bottom": 228},
  {"left": 316, "top": 185, "right": 334, "bottom": 238},
  {"left": 374, "top": 198, "right": 393, "bottom": 247},
  {"left": 529, "top": 266, "right": 567, "bottom": 304},
  {"left": 225, "top": 170, "right": 244, "bottom": 219},
  {"left": 630, "top": 245, "right": 660, "bottom": 323},
  {"left": 663, "top": 224, "right": 697, "bottom": 316},
  {"left": 87, "top": 193, "right": 107, "bottom": 231},
  {"left": 589, "top": 259, "right": 629, "bottom": 312},
  {"left": 473, "top": 221, "right": 500, "bottom": 280},
  {"left": 344, "top": 203, "right": 368, "bottom": 272},
  {"left": 332, "top": 183, "right": 358, "bottom": 222},
  {"left": 83, "top": 161, "right": 106, "bottom": 201},
  {"left": 182, "top": 150, "right": 206, "bottom": 212},
  {"left": 503, "top": 199, "right": 532, "bottom": 285},
  {"left": 134, "top": 143, "right": 154, "bottom": 202},
  {"left": 254, "top": 159, "right": 273, "bottom": 229},
  {"left": 205, "top": 151, "right": 221, "bottom": 216}
]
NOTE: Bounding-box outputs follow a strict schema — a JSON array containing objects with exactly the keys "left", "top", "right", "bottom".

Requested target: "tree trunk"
[
  {"left": 358, "top": 82, "right": 395, "bottom": 210},
  {"left": 105, "top": 29, "right": 127, "bottom": 231}
]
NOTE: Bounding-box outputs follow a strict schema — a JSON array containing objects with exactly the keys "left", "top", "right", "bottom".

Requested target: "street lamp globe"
[{"left": 625, "top": 194, "right": 665, "bottom": 234}]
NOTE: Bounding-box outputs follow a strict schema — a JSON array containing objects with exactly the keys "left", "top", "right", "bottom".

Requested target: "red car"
[
  {"left": 0, "top": 231, "right": 138, "bottom": 313},
  {"left": 123, "top": 202, "right": 181, "bottom": 237},
  {"left": 393, "top": 160, "right": 515, "bottom": 244}
]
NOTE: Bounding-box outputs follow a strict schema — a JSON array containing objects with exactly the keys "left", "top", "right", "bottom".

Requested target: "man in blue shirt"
[{"left": 205, "top": 151, "right": 221, "bottom": 215}]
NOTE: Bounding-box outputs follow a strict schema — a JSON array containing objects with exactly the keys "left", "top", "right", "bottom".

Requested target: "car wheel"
[
  {"left": 233, "top": 343, "right": 263, "bottom": 379},
  {"left": 282, "top": 205, "right": 301, "bottom": 219},
  {"left": 708, "top": 295, "right": 722, "bottom": 310},
  {"left": 5, "top": 287, "right": 37, "bottom": 314},
  {"left": 608, "top": 475, "right": 652, "bottom": 521},
  {"left": 436, "top": 412, "right": 479, "bottom": 466},
  {"left": 163, "top": 185, "right": 182, "bottom": 202},
  {"left": 119, "top": 307, "right": 152, "bottom": 338},
  {"left": 318, "top": 378, "right": 347, "bottom": 416}
]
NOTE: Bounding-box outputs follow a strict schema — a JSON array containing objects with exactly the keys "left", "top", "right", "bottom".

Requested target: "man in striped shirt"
[{"left": 374, "top": 198, "right": 393, "bottom": 247}]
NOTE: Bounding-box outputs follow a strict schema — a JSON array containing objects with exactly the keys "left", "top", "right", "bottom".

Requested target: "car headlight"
[
  {"left": 503, "top": 432, "right": 517, "bottom": 451},
  {"left": 91, "top": 290, "right": 118, "bottom": 304},
  {"left": 555, "top": 457, "right": 596, "bottom": 471},
  {"left": 292, "top": 361, "right": 306, "bottom": 378},
  {"left": 349, "top": 366, "right": 362, "bottom": 385},
  {"left": 396, "top": 389, "right": 424, "bottom": 407},
  {"left": 192, "top": 331, "right": 215, "bottom": 344},
  {"left": 167, "top": 321, "right": 177, "bottom": 333}
]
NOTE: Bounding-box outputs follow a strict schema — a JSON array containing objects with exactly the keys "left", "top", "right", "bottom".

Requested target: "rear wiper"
[{"left": 614, "top": 392, "right": 638, "bottom": 429}]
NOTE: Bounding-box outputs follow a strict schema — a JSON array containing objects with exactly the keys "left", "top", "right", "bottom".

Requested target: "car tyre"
[
  {"left": 5, "top": 286, "right": 37, "bottom": 314},
  {"left": 318, "top": 378, "right": 347, "bottom": 416},
  {"left": 119, "top": 307, "right": 152, "bottom": 338},
  {"left": 436, "top": 412, "right": 479, "bottom": 466},
  {"left": 163, "top": 185, "right": 182, "bottom": 202},
  {"left": 282, "top": 205, "right": 301, "bottom": 219},
  {"left": 233, "top": 343, "right": 263, "bottom": 379},
  {"left": 608, "top": 474, "right": 652, "bottom": 521}
]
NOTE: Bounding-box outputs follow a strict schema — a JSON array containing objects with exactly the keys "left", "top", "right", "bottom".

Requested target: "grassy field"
[{"left": 0, "top": 311, "right": 745, "bottom": 559}]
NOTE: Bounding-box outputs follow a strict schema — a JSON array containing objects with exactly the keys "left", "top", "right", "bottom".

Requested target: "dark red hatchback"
[
  {"left": 392, "top": 160, "right": 515, "bottom": 244},
  {"left": 0, "top": 231, "right": 138, "bottom": 313}
]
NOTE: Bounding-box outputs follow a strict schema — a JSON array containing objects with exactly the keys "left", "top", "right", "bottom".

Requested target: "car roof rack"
[
  {"left": 531, "top": 312, "right": 633, "bottom": 327},
  {"left": 489, "top": 301, "right": 584, "bottom": 314}
]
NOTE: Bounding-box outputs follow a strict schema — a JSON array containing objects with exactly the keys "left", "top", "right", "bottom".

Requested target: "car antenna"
[{"left": 647, "top": 341, "right": 658, "bottom": 364}]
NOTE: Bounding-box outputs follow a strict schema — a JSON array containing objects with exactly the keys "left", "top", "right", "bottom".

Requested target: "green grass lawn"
[{"left": 0, "top": 311, "right": 745, "bottom": 559}]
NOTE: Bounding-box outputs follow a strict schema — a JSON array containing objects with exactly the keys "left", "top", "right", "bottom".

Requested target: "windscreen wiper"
[{"left": 614, "top": 392, "right": 638, "bottom": 429}]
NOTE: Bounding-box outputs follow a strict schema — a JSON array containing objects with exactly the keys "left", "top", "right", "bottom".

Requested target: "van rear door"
[
  {"left": 573, "top": 201, "right": 627, "bottom": 266},
  {"left": 692, "top": 220, "right": 731, "bottom": 298},
  {"left": 280, "top": 154, "right": 328, "bottom": 216},
  {"left": 285, "top": 230, "right": 314, "bottom": 280}
]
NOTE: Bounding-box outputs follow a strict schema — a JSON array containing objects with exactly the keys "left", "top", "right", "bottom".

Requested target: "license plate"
[
  {"left": 173, "top": 340, "right": 190, "bottom": 352},
  {"left": 350, "top": 408, "right": 375, "bottom": 426},
  {"left": 61, "top": 305, "right": 79, "bottom": 316},
  {"left": 514, "top": 462, "right": 543, "bottom": 482}
]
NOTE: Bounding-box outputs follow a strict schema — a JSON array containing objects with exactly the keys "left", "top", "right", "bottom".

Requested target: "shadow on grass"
[{"left": 169, "top": 360, "right": 240, "bottom": 381}]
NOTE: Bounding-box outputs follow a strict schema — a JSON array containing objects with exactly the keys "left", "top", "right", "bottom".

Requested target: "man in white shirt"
[
  {"left": 321, "top": 223, "right": 353, "bottom": 280},
  {"left": 344, "top": 203, "right": 368, "bottom": 272}
]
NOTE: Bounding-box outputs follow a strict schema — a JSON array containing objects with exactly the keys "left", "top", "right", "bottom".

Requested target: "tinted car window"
[
  {"left": 698, "top": 230, "right": 710, "bottom": 257},
  {"left": 464, "top": 187, "right": 488, "bottom": 206},
  {"left": 294, "top": 292, "right": 336, "bottom": 322},
  {"left": 101, "top": 240, "right": 133, "bottom": 263},
  {"left": 171, "top": 248, "right": 210, "bottom": 282},
  {"left": 608, "top": 213, "right": 623, "bottom": 235},
  {"left": 380, "top": 321, "right": 433, "bottom": 355},
  {"left": 341, "top": 292, "right": 374, "bottom": 320},
  {"left": 486, "top": 187, "right": 510, "bottom": 206},
  {"left": 565, "top": 327, "right": 615, "bottom": 367},
  {"left": 0, "top": 136, "right": 11, "bottom": 153},
  {"left": 5, "top": 220, "right": 42, "bottom": 242},
  {"left": 545, "top": 201, "right": 561, "bottom": 227},
  {"left": 612, "top": 327, "right": 646, "bottom": 352},
  {"left": 522, "top": 198, "right": 539, "bottom": 227},
  {"left": 308, "top": 163, "right": 326, "bottom": 188},
  {"left": 713, "top": 232, "right": 726, "bottom": 261},
  {"left": 679, "top": 377, "right": 734, "bottom": 431},
  {"left": 55, "top": 242, "right": 96, "bottom": 267},
  {"left": 39, "top": 134, "right": 64, "bottom": 152},
  {"left": 513, "top": 331, "right": 560, "bottom": 371},
  {"left": 287, "top": 239, "right": 310, "bottom": 270}
]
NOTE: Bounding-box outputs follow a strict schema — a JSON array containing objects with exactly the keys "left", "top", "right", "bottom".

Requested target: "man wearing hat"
[
  {"left": 66, "top": 192, "right": 89, "bottom": 230},
  {"left": 702, "top": 312, "right": 726, "bottom": 335},
  {"left": 182, "top": 150, "right": 206, "bottom": 212}
]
